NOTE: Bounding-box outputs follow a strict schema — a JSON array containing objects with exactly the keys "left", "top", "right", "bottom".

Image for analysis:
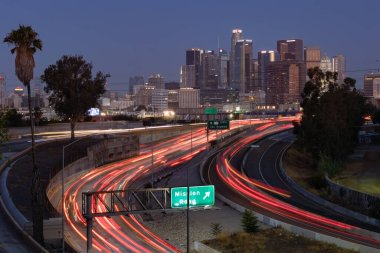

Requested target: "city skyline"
[{"left": 1, "top": 0, "right": 380, "bottom": 92}]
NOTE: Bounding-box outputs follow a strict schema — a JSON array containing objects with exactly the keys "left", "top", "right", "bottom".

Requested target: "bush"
[
  {"left": 241, "top": 209, "right": 259, "bottom": 233},
  {"left": 307, "top": 174, "right": 327, "bottom": 190},
  {"left": 318, "top": 153, "right": 341, "bottom": 177},
  {"left": 210, "top": 223, "right": 223, "bottom": 236}
]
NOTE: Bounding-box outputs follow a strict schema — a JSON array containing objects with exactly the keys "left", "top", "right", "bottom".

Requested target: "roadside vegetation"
[{"left": 203, "top": 226, "right": 357, "bottom": 253}]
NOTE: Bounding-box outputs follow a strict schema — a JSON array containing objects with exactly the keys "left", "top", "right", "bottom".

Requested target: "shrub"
[
  {"left": 241, "top": 209, "right": 259, "bottom": 233},
  {"left": 210, "top": 223, "right": 223, "bottom": 237}
]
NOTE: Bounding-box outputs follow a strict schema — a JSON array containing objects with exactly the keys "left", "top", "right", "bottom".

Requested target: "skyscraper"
[
  {"left": 234, "top": 39, "right": 253, "bottom": 93},
  {"left": 148, "top": 74, "right": 165, "bottom": 89},
  {"left": 332, "top": 54, "right": 346, "bottom": 84},
  {"left": 217, "top": 49, "right": 229, "bottom": 89},
  {"left": 180, "top": 65, "right": 196, "bottom": 88},
  {"left": 320, "top": 55, "right": 332, "bottom": 72},
  {"left": 200, "top": 50, "right": 218, "bottom": 90},
  {"left": 266, "top": 61, "right": 306, "bottom": 105},
  {"left": 186, "top": 48, "right": 202, "bottom": 88},
  {"left": 304, "top": 47, "right": 321, "bottom": 71},
  {"left": 363, "top": 73, "right": 380, "bottom": 108},
  {"left": 230, "top": 29, "right": 243, "bottom": 89},
  {"left": 129, "top": 76, "right": 144, "bottom": 93},
  {"left": 258, "top": 50, "right": 275, "bottom": 91},
  {"left": 277, "top": 39, "right": 304, "bottom": 61}
]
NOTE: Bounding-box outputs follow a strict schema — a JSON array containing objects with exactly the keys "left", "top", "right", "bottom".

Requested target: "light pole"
[
  {"left": 186, "top": 124, "right": 193, "bottom": 253},
  {"left": 62, "top": 137, "right": 83, "bottom": 253},
  {"left": 150, "top": 128, "right": 154, "bottom": 188}
]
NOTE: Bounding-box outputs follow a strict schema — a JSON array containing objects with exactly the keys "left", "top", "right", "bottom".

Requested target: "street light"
[
  {"left": 62, "top": 137, "right": 84, "bottom": 253},
  {"left": 186, "top": 123, "right": 193, "bottom": 253}
]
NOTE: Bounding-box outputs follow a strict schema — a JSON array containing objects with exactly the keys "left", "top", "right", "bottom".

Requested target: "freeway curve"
[
  {"left": 203, "top": 125, "right": 380, "bottom": 250},
  {"left": 48, "top": 119, "right": 280, "bottom": 252}
]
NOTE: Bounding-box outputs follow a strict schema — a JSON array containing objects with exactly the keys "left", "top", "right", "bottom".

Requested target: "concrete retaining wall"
[
  {"left": 8, "top": 121, "right": 143, "bottom": 139},
  {"left": 194, "top": 241, "right": 221, "bottom": 253},
  {"left": 278, "top": 147, "right": 380, "bottom": 229},
  {"left": 325, "top": 176, "right": 380, "bottom": 210}
]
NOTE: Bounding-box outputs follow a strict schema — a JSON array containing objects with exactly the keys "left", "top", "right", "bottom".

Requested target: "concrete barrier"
[
  {"left": 278, "top": 146, "right": 380, "bottom": 229},
  {"left": 194, "top": 241, "right": 221, "bottom": 253}
]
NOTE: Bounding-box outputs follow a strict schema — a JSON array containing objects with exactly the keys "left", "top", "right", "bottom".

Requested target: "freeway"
[
  {"left": 241, "top": 132, "right": 380, "bottom": 232},
  {"left": 47, "top": 119, "right": 283, "bottom": 252},
  {"left": 203, "top": 125, "right": 380, "bottom": 250}
]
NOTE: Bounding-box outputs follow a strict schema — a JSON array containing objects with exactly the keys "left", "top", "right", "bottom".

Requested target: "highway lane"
[
  {"left": 204, "top": 125, "right": 380, "bottom": 250},
  {"left": 47, "top": 119, "right": 277, "bottom": 252}
]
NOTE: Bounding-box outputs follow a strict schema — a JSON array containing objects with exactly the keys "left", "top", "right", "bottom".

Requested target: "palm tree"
[{"left": 4, "top": 25, "right": 44, "bottom": 245}]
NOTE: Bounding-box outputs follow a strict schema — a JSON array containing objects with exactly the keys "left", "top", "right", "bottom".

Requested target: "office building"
[
  {"left": 266, "top": 61, "right": 306, "bottom": 106},
  {"left": 217, "top": 49, "right": 229, "bottom": 89},
  {"left": 129, "top": 76, "right": 144, "bottom": 94},
  {"left": 277, "top": 39, "right": 304, "bottom": 61},
  {"left": 230, "top": 29, "right": 243, "bottom": 89},
  {"left": 152, "top": 89, "right": 168, "bottom": 112},
  {"left": 304, "top": 47, "right": 321, "bottom": 71},
  {"left": 180, "top": 65, "right": 196, "bottom": 88},
  {"left": 186, "top": 48, "right": 203, "bottom": 88},
  {"left": 135, "top": 86, "right": 154, "bottom": 107},
  {"left": 320, "top": 55, "right": 332, "bottom": 72},
  {"left": 258, "top": 50, "right": 275, "bottom": 92},
  {"left": 333, "top": 54, "right": 346, "bottom": 84},
  {"left": 148, "top": 74, "right": 164, "bottom": 89},
  {"left": 234, "top": 39, "right": 253, "bottom": 93},
  {"left": 364, "top": 73, "right": 380, "bottom": 108},
  {"left": 178, "top": 88, "right": 200, "bottom": 108},
  {"left": 200, "top": 50, "right": 218, "bottom": 90}
]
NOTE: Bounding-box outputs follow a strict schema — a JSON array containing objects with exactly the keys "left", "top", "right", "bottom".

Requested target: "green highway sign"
[
  {"left": 171, "top": 185, "right": 215, "bottom": 208},
  {"left": 207, "top": 120, "right": 230, "bottom": 130},
  {"left": 204, "top": 107, "right": 218, "bottom": 115}
]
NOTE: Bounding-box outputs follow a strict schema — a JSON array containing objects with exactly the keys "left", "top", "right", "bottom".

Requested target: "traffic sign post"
[
  {"left": 207, "top": 120, "right": 230, "bottom": 130},
  {"left": 204, "top": 107, "right": 217, "bottom": 115},
  {"left": 171, "top": 185, "right": 215, "bottom": 208}
]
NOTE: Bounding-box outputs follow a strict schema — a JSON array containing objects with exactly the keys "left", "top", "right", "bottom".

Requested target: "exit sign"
[
  {"left": 207, "top": 120, "right": 230, "bottom": 130},
  {"left": 171, "top": 185, "right": 215, "bottom": 208},
  {"left": 204, "top": 107, "right": 218, "bottom": 115}
]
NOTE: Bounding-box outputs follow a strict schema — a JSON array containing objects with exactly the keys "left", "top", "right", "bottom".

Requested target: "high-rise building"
[
  {"left": 266, "top": 61, "right": 306, "bottom": 105},
  {"left": 148, "top": 74, "right": 165, "bottom": 89},
  {"left": 217, "top": 49, "right": 229, "bottom": 89},
  {"left": 258, "top": 50, "right": 275, "bottom": 91},
  {"left": 152, "top": 89, "right": 168, "bottom": 112},
  {"left": 363, "top": 73, "right": 380, "bottom": 108},
  {"left": 332, "top": 54, "right": 346, "bottom": 84},
  {"left": 200, "top": 50, "right": 218, "bottom": 90},
  {"left": 0, "top": 74, "right": 6, "bottom": 109},
  {"left": 186, "top": 48, "right": 203, "bottom": 88},
  {"left": 135, "top": 86, "right": 154, "bottom": 107},
  {"left": 277, "top": 39, "right": 304, "bottom": 61},
  {"left": 230, "top": 29, "right": 243, "bottom": 89},
  {"left": 304, "top": 47, "right": 321, "bottom": 71},
  {"left": 178, "top": 88, "right": 200, "bottom": 108},
  {"left": 129, "top": 76, "right": 145, "bottom": 93},
  {"left": 320, "top": 55, "right": 332, "bottom": 72},
  {"left": 180, "top": 65, "right": 196, "bottom": 88},
  {"left": 234, "top": 39, "right": 253, "bottom": 93}
]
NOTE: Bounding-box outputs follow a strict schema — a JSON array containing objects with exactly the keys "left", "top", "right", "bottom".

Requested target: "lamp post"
[
  {"left": 186, "top": 123, "right": 193, "bottom": 253},
  {"left": 62, "top": 137, "right": 83, "bottom": 253}
]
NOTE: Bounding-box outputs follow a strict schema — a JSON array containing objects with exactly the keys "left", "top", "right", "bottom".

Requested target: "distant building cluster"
[{"left": 1, "top": 28, "right": 379, "bottom": 120}]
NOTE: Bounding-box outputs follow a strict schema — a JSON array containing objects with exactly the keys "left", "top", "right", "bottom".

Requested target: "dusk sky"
[{"left": 1, "top": 0, "right": 380, "bottom": 92}]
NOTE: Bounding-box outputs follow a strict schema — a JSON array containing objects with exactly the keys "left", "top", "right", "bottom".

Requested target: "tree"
[
  {"left": 4, "top": 25, "right": 44, "bottom": 245},
  {"left": 296, "top": 67, "right": 372, "bottom": 175},
  {"left": 41, "top": 55, "right": 107, "bottom": 139},
  {"left": 241, "top": 209, "right": 259, "bottom": 233},
  {"left": 33, "top": 106, "right": 43, "bottom": 126},
  {"left": 3, "top": 108, "right": 24, "bottom": 127}
]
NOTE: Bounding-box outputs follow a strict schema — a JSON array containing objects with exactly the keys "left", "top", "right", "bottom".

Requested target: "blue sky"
[{"left": 1, "top": 0, "right": 379, "bottom": 92}]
